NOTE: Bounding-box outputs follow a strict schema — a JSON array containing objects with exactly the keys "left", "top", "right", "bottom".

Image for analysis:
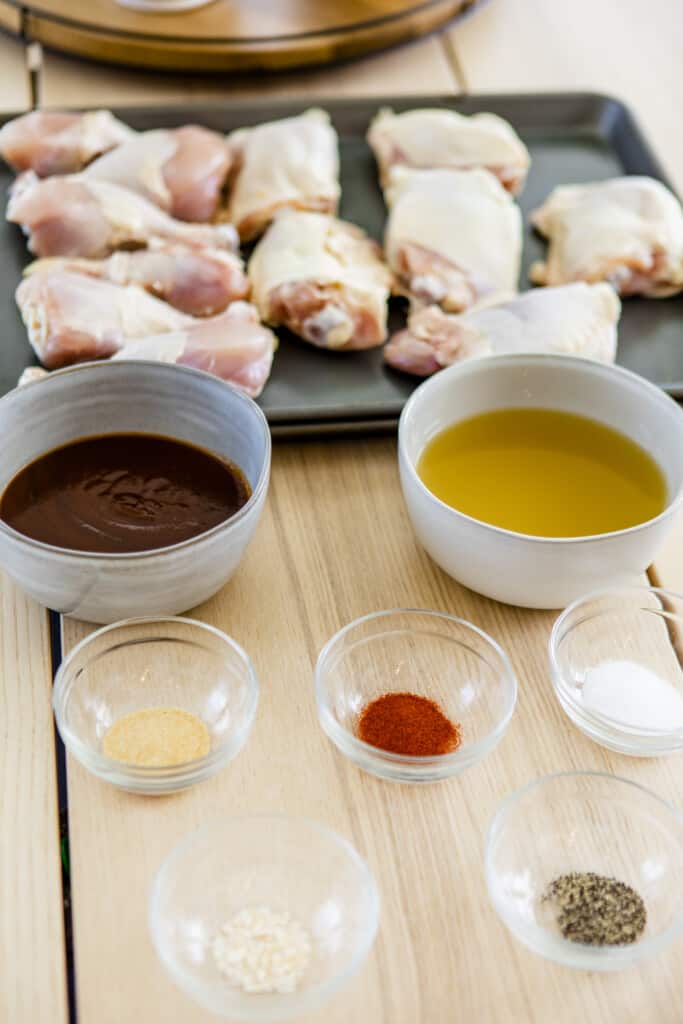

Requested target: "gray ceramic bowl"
[{"left": 0, "top": 361, "right": 270, "bottom": 623}]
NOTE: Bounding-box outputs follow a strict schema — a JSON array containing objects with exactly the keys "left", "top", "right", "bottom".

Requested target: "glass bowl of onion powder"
[
  {"left": 550, "top": 586, "right": 683, "bottom": 756},
  {"left": 486, "top": 772, "right": 683, "bottom": 970},
  {"left": 53, "top": 617, "right": 259, "bottom": 794},
  {"left": 149, "top": 816, "right": 380, "bottom": 1020}
]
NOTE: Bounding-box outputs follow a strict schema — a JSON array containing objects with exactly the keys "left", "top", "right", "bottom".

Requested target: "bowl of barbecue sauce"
[{"left": 0, "top": 361, "right": 270, "bottom": 622}]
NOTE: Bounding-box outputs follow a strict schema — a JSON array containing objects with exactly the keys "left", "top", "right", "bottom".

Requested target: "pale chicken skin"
[
  {"left": 7, "top": 172, "right": 238, "bottom": 259},
  {"left": 384, "top": 283, "right": 620, "bottom": 376},
  {"left": 83, "top": 126, "right": 232, "bottom": 222},
  {"left": 27, "top": 246, "right": 249, "bottom": 317},
  {"left": 530, "top": 176, "right": 683, "bottom": 296},
  {"left": 249, "top": 210, "right": 391, "bottom": 350},
  {"left": 111, "top": 303, "right": 277, "bottom": 398},
  {"left": 0, "top": 110, "right": 133, "bottom": 176},
  {"left": 226, "top": 109, "right": 340, "bottom": 241},
  {"left": 385, "top": 167, "right": 522, "bottom": 312},
  {"left": 16, "top": 268, "right": 190, "bottom": 368},
  {"left": 367, "top": 107, "right": 530, "bottom": 195}
]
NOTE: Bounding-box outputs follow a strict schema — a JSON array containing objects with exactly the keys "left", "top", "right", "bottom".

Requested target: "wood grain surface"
[
  {"left": 62, "top": 441, "right": 683, "bottom": 1024},
  {"left": 448, "top": 0, "right": 683, "bottom": 193},
  {"left": 0, "top": 33, "right": 28, "bottom": 111},
  {"left": 4, "top": 4, "right": 683, "bottom": 1022},
  {"left": 0, "top": 575, "right": 68, "bottom": 1024}
]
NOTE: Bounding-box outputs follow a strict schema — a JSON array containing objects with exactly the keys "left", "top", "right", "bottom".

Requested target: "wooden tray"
[
  {"left": 0, "top": 0, "right": 477, "bottom": 72},
  {"left": 1, "top": 93, "right": 682, "bottom": 436}
]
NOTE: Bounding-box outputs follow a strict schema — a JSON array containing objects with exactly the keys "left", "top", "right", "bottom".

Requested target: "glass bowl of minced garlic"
[
  {"left": 53, "top": 616, "right": 259, "bottom": 794},
  {"left": 485, "top": 771, "right": 683, "bottom": 970},
  {"left": 149, "top": 816, "right": 380, "bottom": 1020}
]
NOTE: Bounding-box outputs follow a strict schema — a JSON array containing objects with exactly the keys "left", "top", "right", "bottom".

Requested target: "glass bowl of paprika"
[{"left": 315, "top": 608, "right": 517, "bottom": 783}]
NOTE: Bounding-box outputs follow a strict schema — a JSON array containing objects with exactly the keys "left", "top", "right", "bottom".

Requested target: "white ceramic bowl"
[
  {"left": 53, "top": 617, "right": 259, "bottom": 794},
  {"left": 0, "top": 361, "right": 270, "bottom": 623},
  {"left": 149, "top": 816, "right": 380, "bottom": 1020},
  {"left": 399, "top": 355, "right": 683, "bottom": 609}
]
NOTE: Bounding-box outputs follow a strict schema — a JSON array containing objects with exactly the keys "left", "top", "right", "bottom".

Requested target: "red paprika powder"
[{"left": 357, "top": 691, "right": 461, "bottom": 757}]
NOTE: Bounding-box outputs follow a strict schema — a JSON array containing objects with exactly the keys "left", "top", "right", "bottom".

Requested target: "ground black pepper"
[{"left": 542, "top": 872, "right": 647, "bottom": 946}]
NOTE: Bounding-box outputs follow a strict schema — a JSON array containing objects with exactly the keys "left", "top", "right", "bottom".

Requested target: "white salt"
[{"left": 582, "top": 659, "right": 683, "bottom": 730}]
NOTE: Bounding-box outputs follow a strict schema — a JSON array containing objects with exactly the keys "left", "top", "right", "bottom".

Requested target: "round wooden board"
[{"left": 2, "top": 0, "right": 478, "bottom": 72}]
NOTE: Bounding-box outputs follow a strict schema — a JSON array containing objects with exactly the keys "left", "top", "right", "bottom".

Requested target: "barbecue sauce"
[{"left": 0, "top": 433, "right": 251, "bottom": 553}]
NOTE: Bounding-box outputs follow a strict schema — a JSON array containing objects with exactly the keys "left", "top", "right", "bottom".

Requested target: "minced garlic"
[
  {"left": 212, "top": 906, "right": 312, "bottom": 994},
  {"left": 102, "top": 706, "right": 210, "bottom": 767}
]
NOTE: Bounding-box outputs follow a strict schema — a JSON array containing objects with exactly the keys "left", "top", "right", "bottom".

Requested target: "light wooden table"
[{"left": 1, "top": 5, "right": 683, "bottom": 1022}]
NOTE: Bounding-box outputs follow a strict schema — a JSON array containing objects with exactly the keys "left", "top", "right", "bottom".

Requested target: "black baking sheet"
[{"left": 1, "top": 93, "right": 681, "bottom": 435}]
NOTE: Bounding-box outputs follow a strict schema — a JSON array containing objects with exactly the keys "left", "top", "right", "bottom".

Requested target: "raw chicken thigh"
[
  {"left": 226, "top": 109, "right": 340, "bottom": 241},
  {"left": 28, "top": 245, "right": 249, "bottom": 317},
  {"left": 385, "top": 167, "right": 522, "bottom": 312},
  {"left": 0, "top": 109, "right": 133, "bottom": 176},
  {"left": 367, "top": 107, "right": 530, "bottom": 195},
  {"left": 249, "top": 210, "right": 391, "bottom": 350},
  {"left": 7, "top": 172, "right": 238, "bottom": 258},
  {"left": 384, "top": 282, "right": 620, "bottom": 376},
  {"left": 16, "top": 268, "right": 190, "bottom": 368},
  {"left": 112, "top": 302, "right": 277, "bottom": 398},
  {"left": 530, "top": 176, "right": 683, "bottom": 296},
  {"left": 83, "top": 126, "right": 231, "bottom": 222}
]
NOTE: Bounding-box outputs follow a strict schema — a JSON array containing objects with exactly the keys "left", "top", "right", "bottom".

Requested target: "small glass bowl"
[
  {"left": 53, "top": 616, "right": 258, "bottom": 795},
  {"left": 149, "top": 816, "right": 380, "bottom": 1021},
  {"left": 315, "top": 609, "right": 517, "bottom": 783},
  {"left": 549, "top": 586, "right": 683, "bottom": 756},
  {"left": 485, "top": 771, "right": 683, "bottom": 970}
]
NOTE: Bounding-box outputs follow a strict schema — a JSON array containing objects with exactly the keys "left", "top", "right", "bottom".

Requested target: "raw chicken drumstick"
[
  {"left": 16, "top": 267, "right": 190, "bottom": 368},
  {"left": 530, "top": 176, "right": 683, "bottom": 296},
  {"left": 83, "top": 126, "right": 232, "bottom": 222},
  {"left": 0, "top": 109, "right": 133, "bottom": 176},
  {"left": 7, "top": 172, "right": 238, "bottom": 259},
  {"left": 26, "top": 245, "right": 249, "bottom": 318},
  {"left": 384, "top": 282, "right": 620, "bottom": 376},
  {"left": 111, "top": 302, "right": 276, "bottom": 398},
  {"left": 367, "top": 107, "right": 530, "bottom": 196},
  {"left": 18, "top": 303, "right": 277, "bottom": 399},
  {"left": 385, "top": 167, "right": 522, "bottom": 312},
  {"left": 249, "top": 209, "right": 391, "bottom": 350}
]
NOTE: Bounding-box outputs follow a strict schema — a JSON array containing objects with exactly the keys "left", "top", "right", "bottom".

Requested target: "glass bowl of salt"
[{"left": 549, "top": 586, "right": 683, "bottom": 756}]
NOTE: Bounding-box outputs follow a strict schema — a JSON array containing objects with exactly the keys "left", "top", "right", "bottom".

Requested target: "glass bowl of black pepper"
[
  {"left": 486, "top": 771, "right": 683, "bottom": 970},
  {"left": 315, "top": 608, "right": 517, "bottom": 783}
]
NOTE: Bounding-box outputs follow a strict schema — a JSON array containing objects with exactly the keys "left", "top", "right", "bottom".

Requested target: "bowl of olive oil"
[{"left": 399, "top": 355, "right": 683, "bottom": 608}]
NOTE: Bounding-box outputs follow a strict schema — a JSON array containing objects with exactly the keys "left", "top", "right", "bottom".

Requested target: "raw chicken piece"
[
  {"left": 367, "top": 107, "right": 530, "bottom": 195},
  {"left": 530, "top": 176, "right": 683, "bottom": 296},
  {"left": 249, "top": 210, "right": 391, "bottom": 350},
  {"left": 16, "top": 268, "right": 190, "bottom": 368},
  {"left": 0, "top": 109, "right": 133, "bottom": 176},
  {"left": 385, "top": 167, "right": 522, "bottom": 312},
  {"left": 226, "top": 109, "right": 340, "bottom": 241},
  {"left": 17, "top": 366, "right": 48, "bottom": 387},
  {"left": 7, "top": 172, "right": 238, "bottom": 258},
  {"left": 384, "top": 282, "right": 620, "bottom": 376},
  {"left": 26, "top": 245, "right": 249, "bottom": 317},
  {"left": 83, "top": 126, "right": 232, "bottom": 222},
  {"left": 112, "top": 303, "right": 276, "bottom": 398}
]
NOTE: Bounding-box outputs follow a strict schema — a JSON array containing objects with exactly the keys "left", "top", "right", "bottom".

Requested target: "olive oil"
[{"left": 417, "top": 408, "right": 667, "bottom": 537}]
